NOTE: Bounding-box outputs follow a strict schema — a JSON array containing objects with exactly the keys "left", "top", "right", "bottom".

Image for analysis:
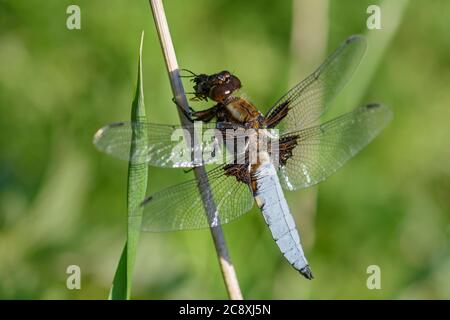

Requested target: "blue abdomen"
[{"left": 253, "top": 162, "right": 313, "bottom": 279}]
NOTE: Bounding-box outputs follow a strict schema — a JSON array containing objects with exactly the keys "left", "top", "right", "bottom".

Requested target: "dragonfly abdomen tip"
[{"left": 299, "top": 265, "right": 314, "bottom": 280}]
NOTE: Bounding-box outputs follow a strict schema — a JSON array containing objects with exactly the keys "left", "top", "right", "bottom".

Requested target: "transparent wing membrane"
[
  {"left": 278, "top": 104, "right": 392, "bottom": 191},
  {"left": 140, "top": 165, "right": 254, "bottom": 231},
  {"left": 265, "top": 35, "right": 367, "bottom": 133},
  {"left": 93, "top": 121, "right": 247, "bottom": 168}
]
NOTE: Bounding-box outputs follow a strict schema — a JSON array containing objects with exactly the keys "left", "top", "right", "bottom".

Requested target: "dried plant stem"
[{"left": 148, "top": 0, "right": 243, "bottom": 300}]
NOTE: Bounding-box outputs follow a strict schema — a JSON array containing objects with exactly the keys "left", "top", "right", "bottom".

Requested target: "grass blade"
[{"left": 108, "top": 31, "right": 148, "bottom": 300}]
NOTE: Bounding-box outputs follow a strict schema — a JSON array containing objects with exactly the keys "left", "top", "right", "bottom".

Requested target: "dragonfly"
[{"left": 93, "top": 35, "right": 392, "bottom": 280}]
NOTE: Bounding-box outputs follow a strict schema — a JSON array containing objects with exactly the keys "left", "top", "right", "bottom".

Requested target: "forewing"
[
  {"left": 141, "top": 165, "right": 254, "bottom": 231},
  {"left": 265, "top": 35, "right": 367, "bottom": 133},
  {"left": 93, "top": 121, "right": 240, "bottom": 168},
  {"left": 278, "top": 104, "right": 393, "bottom": 191}
]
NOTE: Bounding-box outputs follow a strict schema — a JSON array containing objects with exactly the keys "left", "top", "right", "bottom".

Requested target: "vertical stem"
[{"left": 148, "top": 0, "right": 243, "bottom": 300}]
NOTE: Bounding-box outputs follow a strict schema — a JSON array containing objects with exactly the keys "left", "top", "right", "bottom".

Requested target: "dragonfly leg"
[
  {"left": 172, "top": 97, "right": 196, "bottom": 121},
  {"left": 172, "top": 97, "right": 219, "bottom": 122}
]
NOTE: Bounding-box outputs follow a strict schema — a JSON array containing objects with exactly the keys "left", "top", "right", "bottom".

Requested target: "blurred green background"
[{"left": 1, "top": 0, "right": 449, "bottom": 299}]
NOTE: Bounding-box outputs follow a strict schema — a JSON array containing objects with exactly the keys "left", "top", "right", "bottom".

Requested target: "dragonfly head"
[{"left": 191, "top": 70, "right": 242, "bottom": 103}]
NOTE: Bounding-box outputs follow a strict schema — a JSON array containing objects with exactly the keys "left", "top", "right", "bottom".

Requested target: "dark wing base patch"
[
  {"left": 224, "top": 164, "right": 251, "bottom": 185},
  {"left": 278, "top": 135, "right": 299, "bottom": 166},
  {"left": 264, "top": 100, "right": 290, "bottom": 128}
]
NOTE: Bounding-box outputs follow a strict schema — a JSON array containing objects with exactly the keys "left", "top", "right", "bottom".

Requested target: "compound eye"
[
  {"left": 210, "top": 84, "right": 233, "bottom": 102},
  {"left": 229, "top": 76, "right": 241, "bottom": 89},
  {"left": 218, "top": 71, "right": 231, "bottom": 82}
]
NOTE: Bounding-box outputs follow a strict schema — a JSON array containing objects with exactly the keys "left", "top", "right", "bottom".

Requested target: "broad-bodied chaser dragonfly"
[{"left": 93, "top": 35, "right": 392, "bottom": 279}]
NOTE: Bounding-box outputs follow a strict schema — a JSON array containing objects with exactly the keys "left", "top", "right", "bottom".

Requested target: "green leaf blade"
[{"left": 109, "top": 31, "right": 148, "bottom": 300}]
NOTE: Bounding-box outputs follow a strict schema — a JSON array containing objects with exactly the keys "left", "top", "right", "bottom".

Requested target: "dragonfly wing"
[
  {"left": 278, "top": 104, "right": 393, "bottom": 191},
  {"left": 141, "top": 165, "right": 254, "bottom": 231},
  {"left": 265, "top": 35, "right": 367, "bottom": 132},
  {"left": 93, "top": 121, "right": 241, "bottom": 168}
]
